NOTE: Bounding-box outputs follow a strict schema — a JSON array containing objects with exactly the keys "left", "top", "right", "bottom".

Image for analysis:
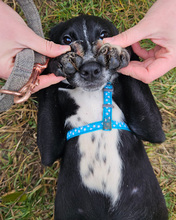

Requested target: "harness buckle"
[{"left": 103, "top": 121, "right": 112, "bottom": 130}]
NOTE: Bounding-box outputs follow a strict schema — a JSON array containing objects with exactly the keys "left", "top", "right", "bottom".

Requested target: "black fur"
[{"left": 37, "top": 15, "right": 168, "bottom": 220}]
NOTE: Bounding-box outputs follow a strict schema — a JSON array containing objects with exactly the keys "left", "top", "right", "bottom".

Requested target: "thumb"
[
  {"left": 32, "top": 74, "right": 65, "bottom": 93},
  {"left": 103, "top": 22, "right": 148, "bottom": 48},
  {"left": 23, "top": 29, "right": 70, "bottom": 58}
]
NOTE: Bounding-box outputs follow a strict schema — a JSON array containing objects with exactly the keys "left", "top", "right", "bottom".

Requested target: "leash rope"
[{"left": 67, "top": 82, "right": 130, "bottom": 140}]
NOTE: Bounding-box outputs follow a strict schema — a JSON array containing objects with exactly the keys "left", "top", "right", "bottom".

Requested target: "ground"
[{"left": 0, "top": 0, "right": 175, "bottom": 219}]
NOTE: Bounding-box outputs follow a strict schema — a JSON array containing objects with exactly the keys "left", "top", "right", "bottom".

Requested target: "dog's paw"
[
  {"left": 49, "top": 41, "right": 84, "bottom": 77},
  {"left": 60, "top": 52, "right": 83, "bottom": 76},
  {"left": 49, "top": 52, "right": 83, "bottom": 77},
  {"left": 96, "top": 43, "right": 130, "bottom": 70}
]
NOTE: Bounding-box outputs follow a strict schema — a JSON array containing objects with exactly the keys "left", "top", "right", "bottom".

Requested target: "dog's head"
[{"left": 48, "top": 15, "right": 130, "bottom": 91}]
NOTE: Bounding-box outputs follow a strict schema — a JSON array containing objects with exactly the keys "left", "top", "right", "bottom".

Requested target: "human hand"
[
  {"left": 0, "top": 1, "right": 70, "bottom": 92},
  {"left": 103, "top": 0, "right": 176, "bottom": 83}
]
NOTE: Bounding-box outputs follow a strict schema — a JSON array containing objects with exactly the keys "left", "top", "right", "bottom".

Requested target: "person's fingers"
[
  {"left": 32, "top": 74, "right": 65, "bottom": 93},
  {"left": 132, "top": 43, "right": 161, "bottom": 60},
  {"left": 24, "top": 31, "right": 70, "bottom": 58},
  {"left": 103, "top": 22, "right": 149, "bottom": 48},
  {"left": 119, "top": 55, "right": 175, "bottom": 83},
  {"left": 16, "top": 27, "right": 70, "bottom": 58}
]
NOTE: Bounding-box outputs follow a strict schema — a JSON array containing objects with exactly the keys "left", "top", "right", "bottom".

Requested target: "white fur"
[
  {"left": 131, "top": 187, "right": 139, "bottom": 195},
  {"left": 82, "top": 20, "right": 96, "bottom": 64},
  {"left": 65, "top": 88, "right": 124, "bottom": 205},
  {"left": 83, "top": 20, "right": 91, "bottom": 51}
]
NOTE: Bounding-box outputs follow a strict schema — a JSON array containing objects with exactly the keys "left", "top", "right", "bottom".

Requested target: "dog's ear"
[
  {"left": 114, "top": 74, "right": 165, "bottom": 143},
  {"left": 37, "top": 84, "right": 65, "bottom": 166}
]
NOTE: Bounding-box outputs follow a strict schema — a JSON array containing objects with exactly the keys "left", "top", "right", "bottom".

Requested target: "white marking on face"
[
  {"left": 83, "top": 20, "right": 91, "bottom": 51},
  {"left": 82, "top": 20, "right": 95, "bottom": 63},
  {"left": 65, "top": 88, "right": 124, "bottom": 205}
]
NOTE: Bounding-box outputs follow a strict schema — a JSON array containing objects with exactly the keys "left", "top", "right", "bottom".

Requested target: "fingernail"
[
  {"left": 103, "top": 37, "right": 114, "bottom": 44},
  {"left": 60, "top": 45, "right": 71, "bottom": 53}
]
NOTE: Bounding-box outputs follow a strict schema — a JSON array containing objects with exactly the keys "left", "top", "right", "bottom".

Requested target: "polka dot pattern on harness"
[
  {"left": 103, "top": 82, "right": 113, "bottom": 130},
  {"left": 66, "top": 82, "right": 131, "bottom": 140},
  {"left": 67, "top": 120, "right": 130, "bottom": 140}
]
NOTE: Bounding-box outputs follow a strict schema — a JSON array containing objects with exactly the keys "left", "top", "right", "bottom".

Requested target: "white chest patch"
[{"left": 65, "top": 88, "right": 124, "bottom": 205}]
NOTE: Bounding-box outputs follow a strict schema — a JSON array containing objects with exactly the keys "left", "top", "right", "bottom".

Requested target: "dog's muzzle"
[{"left": 48, "top": 40, "right": 130, "bottom": 91}]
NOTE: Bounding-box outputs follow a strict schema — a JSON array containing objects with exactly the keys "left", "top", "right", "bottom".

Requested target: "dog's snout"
[{"left": 80, "top": 62, "right": 102, "bottom": 79}]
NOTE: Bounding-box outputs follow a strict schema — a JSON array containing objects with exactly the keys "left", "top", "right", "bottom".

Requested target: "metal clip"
[{"left": 0, "top": 59, "right": 49, "bottom": 104}]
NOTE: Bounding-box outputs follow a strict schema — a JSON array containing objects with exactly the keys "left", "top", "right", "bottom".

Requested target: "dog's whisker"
[{"left": 69, "top": 58, "right": 79, "bottom": 72}]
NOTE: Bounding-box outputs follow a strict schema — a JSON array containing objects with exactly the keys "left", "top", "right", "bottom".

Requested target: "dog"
[{"left": 37, "top": 15, "right": 168, "bottom": 220}]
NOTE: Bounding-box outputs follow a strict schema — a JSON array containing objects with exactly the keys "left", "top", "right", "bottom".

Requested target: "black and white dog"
[{"left": 37, "top": 15, "right": 168, "bottom": 220}]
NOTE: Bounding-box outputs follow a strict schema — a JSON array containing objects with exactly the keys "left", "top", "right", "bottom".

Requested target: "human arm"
[
  {"left": 0, "top": 0, "right": 70, "bottom": 92},
  {"left": 103, "top": 0, "right": 176, "bottom": 83}
]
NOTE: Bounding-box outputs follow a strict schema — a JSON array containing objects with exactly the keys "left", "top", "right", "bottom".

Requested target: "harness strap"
[
  {"left": 67, "top": 120, "right": 130, "bottom": 140},
  {"left": 66, "top": 82, "right": 131, "bottom": 140},
  {"left": 103, "top": 82, "right": 113, "bottom": 130},
  {"left": 0, "top": 0, "right": 45, "bottom": 112}
]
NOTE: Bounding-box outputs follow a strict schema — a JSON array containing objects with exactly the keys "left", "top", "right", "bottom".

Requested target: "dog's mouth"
[
  {"left": 49, "top": 40, "right": 130, "bottom": 91},
  {"left": 68, "top": 68, "right": 112, "bottom": 92}
]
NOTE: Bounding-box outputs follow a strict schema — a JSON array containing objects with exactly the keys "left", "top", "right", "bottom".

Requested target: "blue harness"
[{"left": 67, "top": 82, "right": 130, "bottom": 140}]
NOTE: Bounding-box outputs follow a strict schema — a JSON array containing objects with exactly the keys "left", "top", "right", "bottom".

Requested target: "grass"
[{"left": 0, "top": 0, "right": 176, "bottom": 219}]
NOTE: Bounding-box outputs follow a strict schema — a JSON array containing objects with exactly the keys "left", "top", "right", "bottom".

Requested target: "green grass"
[{"left": 0, "top": 0, "right": 176, "bottom": 219}]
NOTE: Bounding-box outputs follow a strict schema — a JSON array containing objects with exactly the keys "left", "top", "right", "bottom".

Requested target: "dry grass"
[{"left": 0, "top": 0, "right": 176, "bottom": 219}]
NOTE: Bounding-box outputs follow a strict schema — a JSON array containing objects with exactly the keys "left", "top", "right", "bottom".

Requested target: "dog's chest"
[{"left": 65, "top": 88, "right": 123, "bottom": 205}]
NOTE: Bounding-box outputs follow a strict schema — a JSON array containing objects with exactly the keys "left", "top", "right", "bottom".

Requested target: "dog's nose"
[{"left": 80, "top": 62, "right": 102, "bottom": 79}]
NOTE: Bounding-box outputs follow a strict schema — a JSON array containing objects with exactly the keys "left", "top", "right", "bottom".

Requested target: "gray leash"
[{"left": 0, "top": 0, "right": 46, "bottom": 112}]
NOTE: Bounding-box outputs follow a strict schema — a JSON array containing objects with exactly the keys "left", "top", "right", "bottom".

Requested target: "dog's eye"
[
  {"left": 99, "top": 31, "right": 108, "bottom": 40},
  {"left": 63, "top": 35, "right": 72, "bottom": 45}
]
